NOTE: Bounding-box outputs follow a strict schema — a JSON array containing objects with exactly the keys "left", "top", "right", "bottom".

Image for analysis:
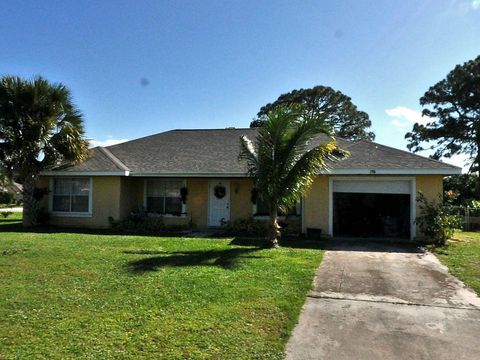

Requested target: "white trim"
[
  {"left": 132, "top": 172, "right": 247, "bottom": 178},
  {"left": 325, "top": 168, "right": 460, "bottom": 175},
  {"left": 143, "top": 178, "right": 187, "bottom": 216},
  {"left": 97, "top": 147, "right": 130, "bottom": 171},
  {"left": 41, "top": 167, "right": 460, "bottom": 178},
  {"left": 328, "top": 176, "right": 416, "bottom": 240},
  {"left": 49, "top": 177, "right": 93, "bottom": 217},
  {"left": 42, "top": 171, "right": 129, "bottom": 176}
]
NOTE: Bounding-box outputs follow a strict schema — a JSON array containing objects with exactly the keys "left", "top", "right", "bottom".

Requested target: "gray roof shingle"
[{"left": 49, "top": 128, "right": 461, "bottom": 175}]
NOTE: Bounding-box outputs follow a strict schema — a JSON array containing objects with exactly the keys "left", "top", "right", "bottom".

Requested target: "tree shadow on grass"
[
  {"left": 125, "top": 247, "right": 263, "bottom": 273},
  {"left": 229, "top": 237, "right": 422, "bottom": 253},
  {"left": 229, "top": 237, "right": 327, "bottom": 250}
]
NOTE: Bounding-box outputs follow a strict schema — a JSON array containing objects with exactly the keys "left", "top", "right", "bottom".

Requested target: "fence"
[{"left": 447, "top": 206, "right": 480, "bottom": 231}]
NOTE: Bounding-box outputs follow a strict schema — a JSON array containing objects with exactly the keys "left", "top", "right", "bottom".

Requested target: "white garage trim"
[{"left": 328, "top": 176, "right": 416, "bottom": 240}]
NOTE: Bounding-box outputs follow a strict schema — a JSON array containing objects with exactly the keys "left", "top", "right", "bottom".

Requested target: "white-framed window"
[
  {"left": 144, "top": 179, "right": 186, "bottom": 216},
  {"left": 51, "top": 177, "right": 92, "bottom": 215}
]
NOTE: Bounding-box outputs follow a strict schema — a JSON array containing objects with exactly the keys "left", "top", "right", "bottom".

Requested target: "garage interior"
[{"left": 331, "top": 180, "right": 412, "bottom": 240}]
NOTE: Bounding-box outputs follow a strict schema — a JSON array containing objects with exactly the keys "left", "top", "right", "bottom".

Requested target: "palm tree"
[
  {"left": 0, "top": 76, "right": 89, "bottom": 226},
  {"left": 239, "top": 105, "right": 342, "bottom": 247}
]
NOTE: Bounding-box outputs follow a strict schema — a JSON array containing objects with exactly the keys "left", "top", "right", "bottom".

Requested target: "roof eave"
[
  {"left": 41, "top": 170, "right": 130, "bottom": 177},
  {"left": 326, "top": 168, "right": 462, "bottom": 175}
]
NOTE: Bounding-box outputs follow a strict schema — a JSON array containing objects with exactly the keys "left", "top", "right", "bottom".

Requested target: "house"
[
  {"left": 0, "top": 181, "right": 23, "bottom": 203},
  {"left": 38, "top": 128, "right": 461, "bottom": 240}
]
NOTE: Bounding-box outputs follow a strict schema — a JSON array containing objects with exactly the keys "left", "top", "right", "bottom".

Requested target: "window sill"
[{"left": 50, "top": 212, "right": 93, "bottom": 218}]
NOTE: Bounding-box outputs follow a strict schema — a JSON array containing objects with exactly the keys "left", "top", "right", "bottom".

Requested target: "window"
[
  {"left": 52, "top": 178, "right": 91, "bottom": 214},
  {"left": 254, "top": 196, "right": 300, "bottom": 217},
  {"left": 145, "top": 180, "right": 184, "bottom": 215}
]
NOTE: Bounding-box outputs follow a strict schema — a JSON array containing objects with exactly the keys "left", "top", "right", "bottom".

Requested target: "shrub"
[
  {"left": 0, "top": 211, "right": 13, "bottom": 218},
  {"left": 0, "top": 192, "right": 14, "bottom": 205},
  {"left": 36, "top": 208, "right": 50, "bottom": 225},
  {"left": 416, "top": 192, "right": 463, "bottom": 245},
  {"left": 109, "top": 216, "right": 166, "bottom": 232},
  {"left": 224, "top": 217, "right": 267, "bottom": 237}
]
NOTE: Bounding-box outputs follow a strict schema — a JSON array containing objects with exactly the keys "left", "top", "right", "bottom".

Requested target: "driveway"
[{"left": 285, "top": 242, "right": 480, "bottom": 360}]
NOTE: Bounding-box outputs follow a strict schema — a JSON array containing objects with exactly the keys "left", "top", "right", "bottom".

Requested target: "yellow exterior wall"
[
  {"left": 119, "top": 178, "right": 144, "bottom": 219},
  {"left": 185, "top": 178, "right": 209, "bottom": 227},
  {"left": 230, "top": 178, "right": 254, "bottom": 221},
  {"left": 303, "top": 174, "right": 444, "bottom": 239},
  {"left": 37, "top": 174, "right": 444, "bottom": 234},
  {"left": 303, "top": 176, "right": 329, "bottom": 234},
  {"left": 38, "top": 176, "right": 122, "bottom": 228},
  {"left": 415, "top": 175, "right": 443, "bottom": 239}
]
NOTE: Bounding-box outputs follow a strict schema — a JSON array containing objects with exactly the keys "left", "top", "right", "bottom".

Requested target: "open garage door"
[{"left": 332, "top": 179, "right": 413, "bottom": 239}]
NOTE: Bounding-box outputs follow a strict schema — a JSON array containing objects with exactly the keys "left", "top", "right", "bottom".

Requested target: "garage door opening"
[{"left": 333, "top": 192, "right": 411, "bottom": 239}]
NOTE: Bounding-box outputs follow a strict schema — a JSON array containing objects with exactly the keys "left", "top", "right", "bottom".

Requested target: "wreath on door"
[{"left": 214, "top": 184, "right": 226, "bottom": 199}]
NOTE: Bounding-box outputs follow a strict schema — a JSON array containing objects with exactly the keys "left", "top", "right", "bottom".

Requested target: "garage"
[{"left": 331, "top": 179, "right": 414, "bottom": 239}]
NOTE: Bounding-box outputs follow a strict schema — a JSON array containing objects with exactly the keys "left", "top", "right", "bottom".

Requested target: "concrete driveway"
[{"left": 285, "top": 242, "right": 480, "bottom": 360}]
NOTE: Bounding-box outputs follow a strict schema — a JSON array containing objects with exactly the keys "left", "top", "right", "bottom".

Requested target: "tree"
[
  {"left": 240, "top": 105, "right": 342, "bottom": 247},
  {"left": 0, "top": 76, "right": 89, "bottom": 226},
  {"left": 444, "top": 174, "right": 479, "bottom": 206},
  {"left": 406, "top": 55, "right": 480, "bottom": 190},
  {"left": 251, "top": 85, "right": 375, "bottom": 142}
]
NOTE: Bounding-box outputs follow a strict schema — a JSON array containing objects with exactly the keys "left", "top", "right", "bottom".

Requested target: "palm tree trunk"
[
  {"left": 22, "top": 176, "right": 38, "bottom": 227},
  {"left": 268, "top": 209, "right": 280, "bottom": 248}
]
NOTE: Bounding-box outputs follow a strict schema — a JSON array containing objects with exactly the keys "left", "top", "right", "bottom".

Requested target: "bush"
[
  {"left": 224, "top": 217, "right": 267, "bottom": 237},
  {"left": 0, "top": 211, "right": 13, "bottom": 218},
  {"left": 416, "top": 192, "right": 463, "bottom": 245},
  {"left": 0, "top": 192, "right": 15, "bottom": 205},
  {"left": 109, "top": 216, "right": 165, "bottom": 232}
]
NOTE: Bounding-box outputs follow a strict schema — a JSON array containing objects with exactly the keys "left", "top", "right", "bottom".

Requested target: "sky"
[{"left": 1, "top": 0, "right": 479, "bottom": 170}]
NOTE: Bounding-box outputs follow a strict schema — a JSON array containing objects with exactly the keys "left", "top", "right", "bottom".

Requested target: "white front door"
[{"left": 208, "top": 180, "right": 230, "bottom": 227}]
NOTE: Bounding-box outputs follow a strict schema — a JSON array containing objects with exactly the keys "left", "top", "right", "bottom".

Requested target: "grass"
[
  {"left": 0, "top": 214, "right": 324, "bottom": 359},
  {"left": 430, "top": 231, "right": 480, "bottom": 295}
]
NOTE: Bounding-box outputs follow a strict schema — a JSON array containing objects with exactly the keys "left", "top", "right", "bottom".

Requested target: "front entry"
[{"left": 208, "top": 180, "right": 230, "bottom": 227}]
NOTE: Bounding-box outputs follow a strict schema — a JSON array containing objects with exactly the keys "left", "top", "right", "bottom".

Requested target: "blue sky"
[{"left": 1, "top": 1, "right": 479, "bottom": 169}]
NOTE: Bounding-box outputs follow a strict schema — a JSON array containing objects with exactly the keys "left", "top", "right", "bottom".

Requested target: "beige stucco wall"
[
  {"left": 37, "top": 176, "right": 122, "bottom": 228},
  {"left": 37, "top": 174, "right": 444, "bottom": 235},
  {"left": 185, "top": 178, "right": 209, "bottom": 227},
  {"left": 119, "top": 177, "right": 144, "bottom": 219},
  {"left": 230, "top": 178, "right": 254, "bottom": 221},
  {"left": 302, "top": 175, "right": 444, "bottom": 240},
  {"left": 303, "top": 175, "right": 329, "bottom": 234},
  {"left": 415, "top": 175, "right": 443, "bottom": 239}
]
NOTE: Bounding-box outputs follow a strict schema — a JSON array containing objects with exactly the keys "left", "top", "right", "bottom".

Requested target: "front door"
[{"left": 208, "top": 180, "right": 230, "bottom": 227}]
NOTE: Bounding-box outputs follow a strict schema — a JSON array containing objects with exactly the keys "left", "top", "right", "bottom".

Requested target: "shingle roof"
[{"left": 48, "top": 128, "right": 461, "bottom": 176}]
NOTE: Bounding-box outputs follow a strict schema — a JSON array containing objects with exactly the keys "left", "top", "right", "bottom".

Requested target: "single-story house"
[
  {"left": 38, "top": 128, "right": 461, "bottom": 240},
  {"left": 0, "top": 181, "right": 23, "bottom": 202}
]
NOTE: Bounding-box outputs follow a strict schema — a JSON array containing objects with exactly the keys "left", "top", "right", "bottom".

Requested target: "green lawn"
[
  {"left": 431, "top": 232, "right": 480, "bottom": 295},
  {"left": 0, "top": 214, "right": 323, "bottom": 359}
]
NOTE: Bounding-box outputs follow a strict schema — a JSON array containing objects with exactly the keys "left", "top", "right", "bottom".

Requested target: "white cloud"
[
  {"left": 391, "top": 119, "right": 408, "bottom": 129},
  {"left": 472, "top": 0, "right": 480, "bottom": 10},
  {"left": 89, "top": 138, "right": 129, "bottom": 148},
  {"left": 386, "top": 106, "right": 431, "bottom": 130}
]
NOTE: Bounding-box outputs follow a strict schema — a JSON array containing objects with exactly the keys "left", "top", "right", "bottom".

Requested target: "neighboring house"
[
  {"left": 38, "top": 128, "right": 461, "bottom": 240},
  {"left": 0, "top": 181, "right": 23, "bottom": 202}
]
